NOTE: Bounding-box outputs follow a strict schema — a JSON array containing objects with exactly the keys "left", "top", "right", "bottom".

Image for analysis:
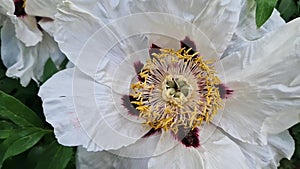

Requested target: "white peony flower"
[
  {"left": 39, "top": 0, "right": 300, "bottom": 168},
  {"left": 0, "top": 0, "right": 64, "bottom": 86}
]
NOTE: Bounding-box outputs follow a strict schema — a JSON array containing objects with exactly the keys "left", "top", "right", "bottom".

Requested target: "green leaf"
[
  {"left": 0, "top": 121, "right": 15, "bottom": 130},
  {"left": 34, "top": 142, "right": 73, "bottom": 169},
  {"left": 277, "top": 0, "right": 297, "bottom": 21},
  {"left": 0, "top": 128, "right": 49, "bottom": 168},
  {"left": 26, "top": 145, "right": 48, "bottom": 169},
  {"left": 0, "top": 130, "right": 12, "bottom": 139},
  {"left": 256, "top": 0, "right": 279, "bottom": 28},
  {"left": 0, "top": 121, "right": 16, "bottom": 139},
  {"left": 43, "top": 58, "right": 59, "bottom": 82},
  {"left": 0, "top": 91, "right": 43, "bottom": 127}
]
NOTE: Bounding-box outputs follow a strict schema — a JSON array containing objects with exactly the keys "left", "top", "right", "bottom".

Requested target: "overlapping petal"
[
  {"left": 236, "top": 130, "right": 295, "bottom": 169},
  {"left": 1, "top": 18, "right": 64, "bottom": 86},
  {"left": 36, "top": 0, "right": 300, "bottom": 169},
  {"left": 148, "top": 127, "right": 249, "bottom": 169},
  {"left": 217, "top": 18, "right": 300, "bottom": 144},
  {"left": 39, "top": 68, "right": 151, "bottom": 151}
]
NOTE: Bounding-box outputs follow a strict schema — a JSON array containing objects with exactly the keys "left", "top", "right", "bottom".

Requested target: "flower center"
[
  {"left": 162, "top": 75, "right": 192, "bottom": 105},
  {"left": 130, "top": 48, "right": 223, "bottom": 133}
]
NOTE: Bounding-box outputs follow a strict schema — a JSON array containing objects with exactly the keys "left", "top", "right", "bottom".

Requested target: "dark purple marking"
[
  {"left": 121, "top": 95, "right": 140, "bottom": 116},
  {"left": 142, "top": 128, "right": 162, "bottom": 138},
  {"left": 14, "top": 0, "right": 26, "bottom": 17},
  {"left": 134, "top": 61, "right": 145, "bottom": 82},
  {"left": 217, "top": 84, "right": 234, "bottom": 99},
  {"left": 149, "top": 43, "right": 161, "bottom": 59},
  {"left": 174, "top": 127, "right": 200, "bottom": 148},
  {"left": 134, "top": 61, "right": 144, "bottom": 74},
  {"left": 180, "top": 36, "right": 198, "bottom": 56}
]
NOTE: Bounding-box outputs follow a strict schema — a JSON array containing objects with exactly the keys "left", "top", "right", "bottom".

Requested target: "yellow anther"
[
  {"left": 131, "top": 98, "right": 144, "bottom": 106},
  {"left": 22, "top": 0, "right": 27, "bottom": 8},
  {"left": 130, "top": 47, "right": 223, "bottom": 133},
  {"left": 136, "top": 105, "right": 149, "bottom": 112}
]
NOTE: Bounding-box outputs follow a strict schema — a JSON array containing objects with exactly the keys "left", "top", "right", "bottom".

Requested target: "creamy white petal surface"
[
  {"left": 13, "top": 15, "right": 43, "bottom": 46},
  {"left": 216, "top": 18, "right": 300, "bottom": 144},
  {"left": 77, "top": 147, "right": 150, "bottom": 169},
  {"left": 0, "top": 0, "right": 65, "bottom": 86},
  {"left": 0, "top": 0, "right": 14, "bottom": 16},
  {"left": 54, "top": 1, "right": 105, "bottom": 67},
  {"left": 222, "top": 0, "right": 285, "bottom": 58},
  {"left": 36, "top": 0, "right": 300, "bottom": 169},
  {"left": 148, "top": 128, "right": 249, "bottom": 169},
  {"left": 39, "top": 69, "right": 100, "bottom": 150},
  {"left": 1, "top": 18, "right": 64, "bottom": 86},
  {"left": 39, "top": 68, "right": 151, "bottom": 151},
  {"left": 237, "top": 130, "right": 295, "bottom": 169},
  {"left": 236, "top": 0, "right": 285, "bottom": 41},
  {"left": 25, "top": 0, "right": 61, "bottom": 19},
  {"left": 128, "top": 0, "right": 243, "bottom": 57},
  {"left": 1, "top": 19, "right": 36, "bottom": 86},
  {"left": 0, "top": 0, "right": 43, "bottom": 46}
]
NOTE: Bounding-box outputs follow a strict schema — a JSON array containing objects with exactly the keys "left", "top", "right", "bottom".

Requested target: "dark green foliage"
[
  {"left": 0, "top": 1, "right": 299, "bottom": 169},
  {"left": 256, "top": 0, "right": 279, "bottom": 27},
  {"left": 277, "top": 0, "right": 300, "bottom": 22},
  {"left": 0, "top": 59, "right": 75, "bottom": 169}
]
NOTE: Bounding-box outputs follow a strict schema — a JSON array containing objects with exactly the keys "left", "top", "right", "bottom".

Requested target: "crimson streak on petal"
[
  {"left": 174, "top": 127, "right": 200, "bottom": 148},
  {"left": 121, "top": 95, "right": 140, "bottom": 116}
]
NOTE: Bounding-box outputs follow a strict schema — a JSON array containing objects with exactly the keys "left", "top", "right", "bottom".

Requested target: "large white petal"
[
  {"left": 192, "top": 0, "right": 242, "bottom": 56},
  {"left": 199, "top": 126, "right": 250, "bottom": 169},
  {"left": 33, "top": 32, "right": 65, "bottom": 80},
  {"left": 70, "top": 0, "right": 131, "bottom": 23},
  {"left": 129, "top": 0, "right": 208, "bottom": 22},
  {"left": 218, "top": 18, "right": 300, "bottom": 144},
  {"left": 54, "top": 1, "right": 105, "bottom": 66},
  {"left": 76, "top": 147, "right": 149, "bottom": 169},
  {"left": 128, "top": 0, "right": 242, "bottom": 57},
  {"left": 236, "top": 0, "right": 285, "bottom": 41},
  {"left": 148, "top": 127, "right": 249, "bottom": 169},
  {"left": 1, "top": 19, "right": 64, "bottom": 86},
  {"left": 55, "top": 1, "right": 220, "bottom": 77},
  {"left": 110, "top": 130, "right": 161, "bottom": 158},
  {"left": 12, "top": 16, "right": 43, "bottom": 46},
  {"left": 25, "top": 0, "right": 61, "bottom": 19},
  {"left": 39, "top": 69, "right": 102, "bottom": 151},
  {"left": 237, "top": 130, "right": 295, "bottom": 169},
  {"left": 0, "top": 0, "right": 14, "bottom": 16},
  {"left": 39, "top": 68, "right": 150, "bottom": 151},
  {"left": 222, "top": 0, "right": 285, "bottom": 58},
  {"left": 148, "top": 144, "right": 204, "bottom": 169},
  {"left": 1, "top": 19, "right": 35, "bottom": 86},
  {"left": 76, "top": 147, "right": 115, "bottom": 169},
  {"left": 38, "top": 18, "right": 55, "bottom": 36}
]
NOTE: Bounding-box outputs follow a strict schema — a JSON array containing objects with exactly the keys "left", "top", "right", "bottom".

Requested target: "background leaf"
[
  {"left": 0, "top": 91, "right": 43, "bottom": 127},
  {"left": 43, "top": 58, "right": 59, "bottom": 83},
  {"left": 34, "top": 142, "right": 73, "bottom": 169},
  {"left": 256, "top": 0, "right": 279, "bottom": 27},
  {"left": 277, "top": 0, "right": 297, "bottom": 21},
  {"left": 0, "top": 128, "right": 49, "bottom": 168}
]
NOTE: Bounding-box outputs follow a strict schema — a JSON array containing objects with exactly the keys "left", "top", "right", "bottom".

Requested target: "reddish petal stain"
[
  {"left": 149, "top": 43, "right": 161, "bottom": 59},
  {"left": 217, "top": 84, "right": 234, "bottom": 99},
  {"left": 180, "top": 36, "right": 198, "bottom": 56},
  {"left": 174, "top": 127, "right": 200, "bottom": 148},
  {"left": 121, "top": 95, "right": 140, "bottom": 116}
]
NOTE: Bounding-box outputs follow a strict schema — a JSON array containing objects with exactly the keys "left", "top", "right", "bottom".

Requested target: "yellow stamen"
[{"left": 130, "top": 47, "right": 223, "bottom": 133}]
